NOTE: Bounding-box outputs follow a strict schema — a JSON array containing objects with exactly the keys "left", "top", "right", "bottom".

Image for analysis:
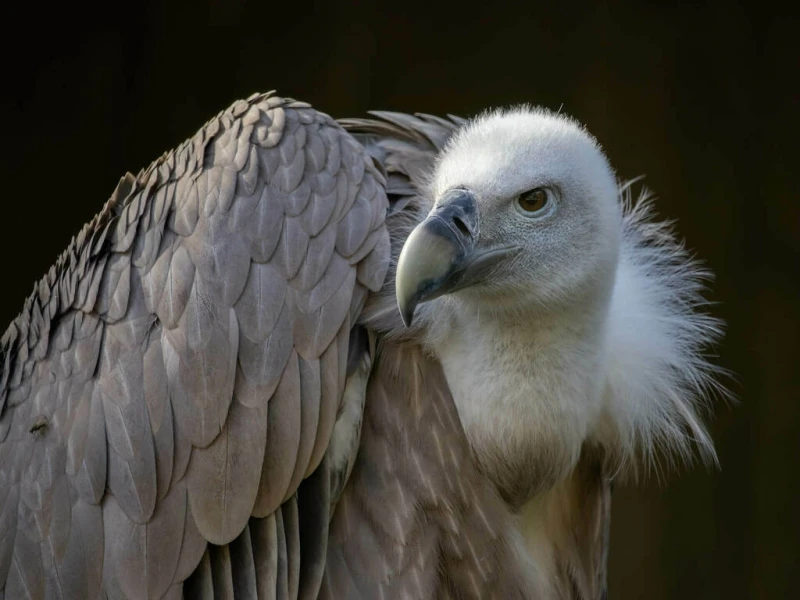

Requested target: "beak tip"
[{"left": 398, "top": 299, "right": 416, "bottom": 328}]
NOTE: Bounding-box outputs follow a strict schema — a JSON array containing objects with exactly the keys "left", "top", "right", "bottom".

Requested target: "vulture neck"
[
  {"left": 428, "top": 291, "right": 611, "bottom": 505},
  {"left": 428, "top": 293, "right": 613, "bottom": 589}
]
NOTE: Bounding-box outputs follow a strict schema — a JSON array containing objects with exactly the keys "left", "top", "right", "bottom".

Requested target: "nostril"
[{"left": 452, "top": 216, "right": 470, "bottom": 238}]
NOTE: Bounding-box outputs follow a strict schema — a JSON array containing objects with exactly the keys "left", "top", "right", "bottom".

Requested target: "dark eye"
[{"left": 517, "top": 188, "right": 549, "bottom": 213}]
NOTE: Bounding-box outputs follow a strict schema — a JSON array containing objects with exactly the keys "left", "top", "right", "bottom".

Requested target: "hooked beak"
[{"left": 395, "top": 188, "right": 518, "bottom": 327}]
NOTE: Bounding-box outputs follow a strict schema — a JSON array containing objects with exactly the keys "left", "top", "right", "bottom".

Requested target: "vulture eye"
[{"left": 517, "top": 188, "right": 549, "bottom": 214}]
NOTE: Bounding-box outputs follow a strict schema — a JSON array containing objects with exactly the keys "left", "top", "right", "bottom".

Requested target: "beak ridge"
[{"left": 395, "top": 189, "right": 516, "bottom": 327}]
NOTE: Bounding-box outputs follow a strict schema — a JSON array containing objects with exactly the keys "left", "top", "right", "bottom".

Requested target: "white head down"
[{"left": 429, "top": 108, "right": 623, "bottom": 313}]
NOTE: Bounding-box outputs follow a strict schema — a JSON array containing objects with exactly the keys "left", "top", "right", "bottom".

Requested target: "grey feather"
[
  {"left": 334, "top": 192, "right": 372, "bottom": 257},
  {"left": 298, "top": 186, "right": 337, "bottom": 238},
  {"left": 252, "top": 351, "right": 301, "bottom": 518},
  {"left": 101, "top": 349, "right": 158, "bottom": 524},
  {"left": 81, "top": 254, "right": 108, "bottom": 314},
  {"left": 296, "top": 454, "right": 331, "bottom": 600},
  {"left": 228, "top": 186, "right": 261, "bottom": 235},
  {"left": 187, "top": 218, "right": 251, "bottom": 308},
  {"left": 236, "top": 262, "right": 287, "bottom": 345},
  {"left": 143, "top": 337, "right": 174, "bottom": 501},
  {"left": 156, "top": 245, "right": 195, "bottom": 329},
  {"left": 0, "top": 92, "right": 390, "bottom": 599},
  {"left": 216, "top": 166, "right": 239, "bottom": 214},
  {"left": 246, "top": 185, "right": 284, "bottom": 263},
  {"left": 305, "top": 338, "right": 342, "bottom": 480},
  {"left": 236, "top": 303, "right": 293, "bottom": 400},
  {"left": 6, "top": 515, "right": 45, "bottom": 599},
  {"left": 102, "top": 486, "right": 185, "bottom": 599},
  {"left": 292, "top": 225, "right": 337, "bottom": 292},
  {"left": 282, "top": 180, "right": 312, "bottom": 218},
  {"left": 56, "top": 496, "right": 104, "bottom": 600},
  {"left": 283, "top": 494, "right": 301, "bottom": 600},
  {"left": 273, "top": 216, "right": 310, "bottom": 280},
  {"left": 170, "top": 176, "right": 200, "bottom": 236},
  {"left": 238, "top": 147, "right": 261, "bottom": 198},
  {"left": 140, "top": 232, "right": 175, "bottom": 314},
  {"left": 163, "top": 583, "right": 183, "bottom": 600},
  {"left": 276, "top": 140, "right": 307, "bottom": 196},
  {"left": 290, "top": 269, "right": 355, "bottom": 361},
  {"left": 356, "top": 228, "right": 391, "bottom": 292},
  {"left": 173, "top": 500, "right": 207, "bottom": 584},
  {"left": 187, "top": 395, "right": 268, "bottom": 546},
  {"left": 66, "top": 382, "right": 107, "bottom": 504},
  {"left": 285, "top": 357, "right": 321, "bottom": 497},
  {"left": 303, "top": 132, "right": 327, "bottom": 174},
  {"left": 250, "top": 514, "right": 278, "bottom": 600},
  {"left": 170, "top": 307, "right": 238, "bottom": 448},
  {"left": 169, "top": 391, "right": 193, "bottom": 496},
  {"left": 229, "top": 522, "right": 259, "bottom": 599},
  {"left": 40, "top": 476, "right": 74, "bottom": 594},
  {"left": 274, "top": 507, "right": 289, "bottom": 600},
  {"left": 367, "top": 111, "right": 454, "bottom": 148},
  {"left": 346, "top": 226, "right": 384, "bottom": 266},
  {"left": 0, "top": 485, "right": 18, "bottom": 587},
  {"left": 183, "top": 548, "right": 214, "bottom": 600},
  {"left": 210, "top": 544, "right": 236, "bottom": 599},
  {"left": 292, "top": 252, "right": 350, "bottom": 315}
]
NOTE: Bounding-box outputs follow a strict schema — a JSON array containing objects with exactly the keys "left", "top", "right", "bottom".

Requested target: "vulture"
[{"left": 0, "top": 91, "right": 724, "bottom": 599}]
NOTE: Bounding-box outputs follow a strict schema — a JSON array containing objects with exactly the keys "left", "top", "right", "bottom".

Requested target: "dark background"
[{"left": 2, "top": 1, "right": 798, "bottom": 597}]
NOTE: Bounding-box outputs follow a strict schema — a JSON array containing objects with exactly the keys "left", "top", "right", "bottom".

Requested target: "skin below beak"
[{"left": 395, "top": 188, "right": 518, "bottom": 327}]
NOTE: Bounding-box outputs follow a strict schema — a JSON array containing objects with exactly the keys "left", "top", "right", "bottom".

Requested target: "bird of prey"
[{"left": 0, "top": 91, "right": 724, "bottom": 599}]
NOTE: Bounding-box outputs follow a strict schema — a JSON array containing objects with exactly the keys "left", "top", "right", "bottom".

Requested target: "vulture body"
[{"left": 0, "top": 92, "right": 723, "bottom": 599}]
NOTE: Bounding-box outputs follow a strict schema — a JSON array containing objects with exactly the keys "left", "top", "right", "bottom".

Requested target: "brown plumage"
[{"left": 0, "top": 91, "right": 721, "bottom": 599}]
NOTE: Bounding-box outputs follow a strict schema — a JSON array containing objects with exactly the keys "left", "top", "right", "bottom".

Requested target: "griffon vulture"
[{"left": 0, "top": 91, "right": 724, "bottom": 599}]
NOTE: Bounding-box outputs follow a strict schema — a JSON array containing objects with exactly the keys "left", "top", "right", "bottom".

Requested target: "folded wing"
[{"left": 0, "top": 92, "right": 389, "bottom": 599}]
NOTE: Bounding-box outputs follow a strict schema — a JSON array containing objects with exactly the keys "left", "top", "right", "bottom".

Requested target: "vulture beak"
[{"left": 395, "top": 188, "right": 518, "bottom": 327}]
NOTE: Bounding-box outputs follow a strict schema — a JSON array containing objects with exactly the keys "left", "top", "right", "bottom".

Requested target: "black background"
[{"left": 2, "top": 1, "right": 798, "bottom": 597}]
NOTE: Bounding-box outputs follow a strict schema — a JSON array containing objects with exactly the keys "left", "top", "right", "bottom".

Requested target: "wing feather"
[
  {"left": 173, "top": 499, "right": 207, "bottom": 584},
  {"left": 187, "top": 395, "right": 268, "bottom": 545},
  {"left": 284, "top": 357, "right": 321, "bottom": 499},
  {"left": 253, "top": 350, "right": 301, "bottom": 518},
  {"left": 58, "top": 495, "right": 104, "bottom": 599},
  {"left": 0, "top": 485, "right": 18, "bottom": 588},
  {"left": 274, "top": 507, "right": 289, "bottom": 600},
  {"left": 250, "top": 513, "right": 279, "bottom": 599},
  {"left": 0, "top": 92, "right": 389, "bottom": 598},
  {"left": 101, "top": 485, "right": 185, "bottom": 599},
  {"left": 100, "top": 346, "right": 158, "bottom": 524},
  {"left": 282, "top": 494, "right": 301, "bottom": 600},
  {"left": 66, "top": 382, "right": 106, "bottom": 504},
  {"left": 143, "top": 338, "right": 174, "bottom": 501},
  {"left": 229, "top": 521, "right": 259, "bottom": 599},
  {"left": 183, "top": 548, "right": 214, "bottom": 599},
  {"left": 209, "top": 543, "right": 235, "bottom": 599},
  {"left": 6, "top": 515, "right": 44, "bottom": 600},
  {"left": 305, "top": 332, "right": 342, "bottom": 479}
]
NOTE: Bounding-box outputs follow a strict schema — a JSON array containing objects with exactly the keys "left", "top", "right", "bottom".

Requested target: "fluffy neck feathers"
[{"left": 427, "top": 291, "right": 611, "bottom": 507}]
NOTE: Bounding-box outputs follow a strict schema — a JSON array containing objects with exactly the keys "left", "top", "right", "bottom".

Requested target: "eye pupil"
[{"left": 518, "top": 188, "right": 548, "bottom": 213}]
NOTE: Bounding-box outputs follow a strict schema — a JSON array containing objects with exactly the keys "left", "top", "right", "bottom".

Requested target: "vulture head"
[{"left": 397, "top": 107, "right": 621, "bottom": 326}]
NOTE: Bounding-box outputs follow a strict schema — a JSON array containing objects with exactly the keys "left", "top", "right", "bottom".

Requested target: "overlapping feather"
[{"left": 0, "top": 91, "right": 390, "bottom": 599}]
